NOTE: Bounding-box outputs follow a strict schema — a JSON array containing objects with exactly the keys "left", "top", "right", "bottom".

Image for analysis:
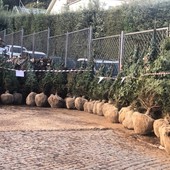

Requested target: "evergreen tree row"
[{"left": 0, "top": 0, "right": 170, "bottom": 37}]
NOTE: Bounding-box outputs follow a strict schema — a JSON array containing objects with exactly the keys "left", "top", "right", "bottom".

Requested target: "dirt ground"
[{"left": 0, "top": 105, "right": 168, "bottom": 159}]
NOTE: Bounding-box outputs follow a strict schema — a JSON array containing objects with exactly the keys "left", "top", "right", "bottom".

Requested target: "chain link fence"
[
  {"left": 13, "top": 30, "right": 23, "bottom": 46},
  {"left": 21, "top": 29, "right": 49, "bottom": 67},
  {"left": 92, "top": 35, "right": 120, "bottom": 61},
  {"left": 4, "top": 30, "right": 23, "bottom": 46},
  {"left": 14, "top": 29, "right": 49, "bottom": 53},
  {"left": 0, "top": 26, "right": 169, "bottom": 74},
  {"left": 67, "top": 28, "right": 90, "bottom": 61},
  {"left": 48, "top": 27, "right": 91, "bottom": 69},
  {"left": 23, "top": 33, "right": 34, "bottom": 51},
  {"left": 123, "top": 27, "right": 168, "bottom": 65},
  {"left": 34, "top": 29, "right": 49, "bottom": 53},
  {"left": 0, "top": 30, "right": 5, "bottom": 40},
  {"left": 4, "top": 33, "right": 13, "bottom": 45},
  {"left": 92, "top": 35, "right": 120, "bottom": 76},
  {"left": 48, "top": 34, "right": 66, "bottom": 68}
]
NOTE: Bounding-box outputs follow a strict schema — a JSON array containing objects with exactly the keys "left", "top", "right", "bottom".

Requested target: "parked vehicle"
[
  {"left": 50, "top": 56, "right": 76, "bottom": 69},
  {"left": 22, "top": 51, "right": 47, "bottom": 60},
  {"left": 0, "top": 47, "right": 5, "bottom": 55},
  {"left": 20, "top": 51, "right": 49, "bottom": 70},
  {"left": 3, "top": 45, "right": 27, "bottom": 58},
  {"left": 77, "top": 58, "right": 119, "bottom": 77}
]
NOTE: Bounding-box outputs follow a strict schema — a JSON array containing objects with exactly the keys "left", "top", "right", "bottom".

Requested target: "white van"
[
  {"left": 22, "top": 50, "right": 47, "bottom": 59},
  {"left": 4, "top": 45, "right": 27, "bottom": 58}
]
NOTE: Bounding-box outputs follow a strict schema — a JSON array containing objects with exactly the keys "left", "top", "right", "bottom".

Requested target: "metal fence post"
[
  {"left": 65, "top": 32, "right": 69, "bottom": 68},
  {"left": 32, "top": 31, "right": 35, "bottom": 57},
  {"left": 21, "top": 28, "right": 24, "bottom": 56},
  {"left": 47, "top": 27, "right": 50, "bottom": 57},
  {"left": 167, "top": 23, "right": 170, "bottom": 37},
  {"left": 11, "top": 32, "right": 14, "bottom": 57},
  {"left": 119, "top": 31, "right": 124, "bottom": 72},
  {"left": 88, "top": 26, "right": 93, "bottom": 61},
  {"left": 4, "top": 29, "right": 6, "bottom": 43}
]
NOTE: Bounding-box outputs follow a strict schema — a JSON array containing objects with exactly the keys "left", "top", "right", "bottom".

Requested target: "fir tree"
[
  {"left": 40, "top": 71, "right": 53, "bottom": 95},
  {"left": 3, "top": 71, "right": 19, "bottom": 93},
  {"left": 136, "top": 37, "right": 170, "bottom": 116},
  {"left": 25, "top": 62, "right": 38, "bottom": 92},
  {"left": 148, "top": 28, "right": 158, "bottom": 63}
]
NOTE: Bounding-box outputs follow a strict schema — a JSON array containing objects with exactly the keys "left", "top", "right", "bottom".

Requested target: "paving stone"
[{"left": 0, "top": 130, "right": 169, "bottom": 169}]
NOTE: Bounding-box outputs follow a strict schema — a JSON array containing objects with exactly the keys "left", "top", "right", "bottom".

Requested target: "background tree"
[
  {"left": 2, "top": 0, "right": 51, "bottom": 10},
  {"left": 2, "top": 0, "right": 19, "bottom": 10},
  {"left": 0, "top": 0, "right": 3, "bottom": 9},
  {"left": 1, "top": 0, "right": 170, "bottom": 36}
]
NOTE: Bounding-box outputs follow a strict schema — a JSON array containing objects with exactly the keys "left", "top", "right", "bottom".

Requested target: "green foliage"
[
  {"left": 1, "top": 0, "right": 170, "bottom": 37},
  {"left": 151, "top": 52, "right": 170, "bottom": 73},
  {"left": 108, "top": 45, "right": 145, "bottom": 109},
  {"left": 1, "top": 0, "right": 170, "bottom": 116},
  {"left": 66, "top": 72, "right": 77, "bottom": 96},
  {"left": 0, "top": 55, "right": 24, "bottom": 93},
  {"left": 3, "top": 71, "right": 19, "bottom": 92},
  {"left": 161, "top": 37, "right": 170, "bottom": 51},
  {"left": 123, "top": 45, "right": 145, "bottom": 76},
  {"left": 148, "top": 28, "right": 159, "bottom": 63},
  {"left": 137, "top": 77, "right": 162, "bottom": 108},
  {"left": 0, "top": 0, "right": 3, "bottom": 9},
  {"left": 108, "top": 33, "right": 170, "bottom": 114},
  {"left": 137, "top": 76, "right": 170, "bottom": 114},
  {"left": 136, "top": 37, "right": 170, "bottom": 114},
  {"left": 70, "top": 69, "right": 94, "bottom": 98},
  {"left": 90, "top": 78, "right": 113, "bottom": 100},
  {"left": 52, "top": 72, "right": 68, "bottom": 97},
  {"left": 109, "top": 74, "right": 140, "bottom": 109},
  {"left": 0, "top": 9, "right": 11, "bottom": 31},
  {"left": 2, "top": 0, "right": 18, "bottom": 10},
  {"left": 25, "top": 62, "right": 38, "bottom": 92},
  {"left": 148, "top": 46, "right": 170, "bottom": 113},
  {"left": 2, "top": 0, "right": 50, "bottom": 10},
  {"left": 39, "top": 71, "right": 53, "bottom": 95}
]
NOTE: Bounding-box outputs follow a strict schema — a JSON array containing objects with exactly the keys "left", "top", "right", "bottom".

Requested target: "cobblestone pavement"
[
  {"left": 0, "top": 130, "right": 170, "bottom": 170},
  {"left": 0, "top": 106, "right": 170, "bottom": 169}
]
